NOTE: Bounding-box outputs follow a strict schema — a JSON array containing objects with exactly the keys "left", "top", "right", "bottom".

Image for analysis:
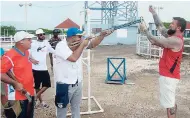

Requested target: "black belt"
[{"left": 71, "top": 80, "right": 78, "bottom": 87}]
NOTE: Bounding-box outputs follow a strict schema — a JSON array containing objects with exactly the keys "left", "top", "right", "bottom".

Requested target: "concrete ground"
[{"left": 33, "top": 45, "right": 190, "bottom": 118}]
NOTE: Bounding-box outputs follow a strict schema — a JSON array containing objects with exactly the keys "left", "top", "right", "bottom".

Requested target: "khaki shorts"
[
  {"left": 159, "top": 76, "right": 179, "bottom": 108},
  {"left": 1, "top": 82, "right": 7, "bottom": 95}
]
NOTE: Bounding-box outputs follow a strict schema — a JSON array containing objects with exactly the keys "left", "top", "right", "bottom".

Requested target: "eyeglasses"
[{"left": 39, "top": 33, "right": 45, "bottom": 36}]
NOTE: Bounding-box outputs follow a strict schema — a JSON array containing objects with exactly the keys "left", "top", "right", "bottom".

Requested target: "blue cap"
[
  {"left": 66, "top": 27, "right": 84, "bottom": 38},
  {"left": 0, "top": 48, "right": 5, "bottom": 56}
]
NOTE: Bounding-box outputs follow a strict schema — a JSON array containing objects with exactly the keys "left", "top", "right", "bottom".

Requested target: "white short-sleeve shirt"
[
  {"left": 29, "top": 40, "right": 55, "bottom": 70},
  {"left": 54, "top": 40, "right": 83, "bottom": 84}
]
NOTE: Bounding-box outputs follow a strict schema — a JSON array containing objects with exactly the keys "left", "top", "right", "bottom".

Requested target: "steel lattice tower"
[{"left": 84, "top": 1, "right": 138, "bottom": 26}]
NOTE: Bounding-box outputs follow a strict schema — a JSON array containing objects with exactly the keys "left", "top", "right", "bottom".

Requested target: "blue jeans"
[
  {"left": 4, "top": 97, "right": 35, "bottom": 118},
  {"left": 18, "top": 96, "right": 35, "bottom": 118},
  {"left": 57, "top": 82, "right": 82, "bottom": 118}
]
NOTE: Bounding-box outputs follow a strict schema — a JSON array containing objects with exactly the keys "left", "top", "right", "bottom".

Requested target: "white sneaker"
[
  {"left": 41, "top": 101, "right": 49, "bottom": 108},
  {"left": 34, "top": 101, "right": 40, "bottom": 109}
]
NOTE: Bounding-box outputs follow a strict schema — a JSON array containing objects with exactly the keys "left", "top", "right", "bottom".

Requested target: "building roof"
[
  {"left": 186, "top": 21, "right": 190, "bottom": 29},
  {"left": 55, "top": 18, "right": 80, "bottom": 29}
]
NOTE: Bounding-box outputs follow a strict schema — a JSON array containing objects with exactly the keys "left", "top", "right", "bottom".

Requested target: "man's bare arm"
[
  {"left": 1, "top": 73, "right": 17, "bottom": 85},
  {"left": 149, "top": 5, "right": 169, "bottom": 38},
  {"left": 67, "top": 40, "right": 89, "bottom": 62},
  {"left": 86, "top": 35, "right": 105, "bottom": 49},
  {"left": 29, "top": 54, "right": 39, "bottom": 65},
  {"left": 1, "top": 73, "right": 24, "bottom": 92},
  {"left": 144, "top": 30, "right": 181, "bottom": 49},
  {"left": 87, "top": 30, "right": 114, "bottom": 49},
  {"left": 152, "top": 13, "right": 169, "bottom": 38},
  {"left": 144, "top": 30, "right": 164, "bottom": 48}
]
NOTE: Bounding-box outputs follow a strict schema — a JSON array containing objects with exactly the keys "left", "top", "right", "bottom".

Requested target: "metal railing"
[{"left": 136, "top": 35, "right": 190, "bottom": 57}]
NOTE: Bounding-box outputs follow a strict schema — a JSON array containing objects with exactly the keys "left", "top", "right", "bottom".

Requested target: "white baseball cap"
[
  {"left": 35, "top": 29, "right": 45, "bottom": 35},
  {"left": 14, "top": 31, "right": 35, "bottom": 42}
]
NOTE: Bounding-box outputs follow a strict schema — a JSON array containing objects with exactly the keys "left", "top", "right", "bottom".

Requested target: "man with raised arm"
[
  {"left": 54, "top": 27, "right": 114, "bottom": 118},
  {"left": 139, "top": 5, "right": 187, "bottom": 118}
]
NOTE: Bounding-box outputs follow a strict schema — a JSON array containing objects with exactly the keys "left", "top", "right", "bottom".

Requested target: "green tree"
[
  {"left": 27, "top": 30, "right": 35, "bottom": 34},
  {"left": 163, "top": 22, "right": 170, "bottom": 29},
  {"left": 1, "top": 25, "right": 16, "bottom": 36},
  {"left": 40, "top": 28, "right": 52, "bottom": 34},
  {"left": 62, "top": 30, "right": 67, "bottom": 34}
]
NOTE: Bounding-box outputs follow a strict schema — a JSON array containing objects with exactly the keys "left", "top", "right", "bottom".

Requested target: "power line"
[{"left": 32, "top": 2, "right": 81, "bottom": 8}]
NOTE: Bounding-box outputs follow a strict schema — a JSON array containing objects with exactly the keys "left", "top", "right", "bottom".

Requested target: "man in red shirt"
[
  {"left": 1, "top": 31, "right": 35, "bottom": 118},
  {"left": 140, "top": 5, "right": 187, "bottom": 118}
]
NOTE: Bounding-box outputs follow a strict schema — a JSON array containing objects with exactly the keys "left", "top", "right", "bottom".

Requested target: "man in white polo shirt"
[
  {"left": 29, "top": 28, "right": 55, "bottom": 108},
  {"left": 54, "top": 27, "right": 114, "bottom": 118}
]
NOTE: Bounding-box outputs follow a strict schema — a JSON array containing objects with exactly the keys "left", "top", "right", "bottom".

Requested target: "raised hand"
[
  {"left": 81, "top": 39, "right": 90, "bottom": 47},
  {"left": 149, "top": 5, "right": 156, "bottom": 14},
  {"left": 30, "top": 58, "right": 39, "bottom": 65},
  {"left": 100, "top": 29, "right": 114, "bottom": 37},
  {"left": 13, "top": 82, "right": 24, "bottom": 92},
  {"left": 139, "top": 22, "right": 148, "bottom": 33}
]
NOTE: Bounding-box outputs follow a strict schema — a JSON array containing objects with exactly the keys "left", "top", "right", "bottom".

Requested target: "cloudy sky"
[{"left": 1, "top": 1, "right": 189, "bottom": 30}]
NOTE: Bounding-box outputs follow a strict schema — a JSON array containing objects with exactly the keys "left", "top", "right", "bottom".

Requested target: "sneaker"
[
  {"left": 34, "top": 101, "right": 40, "bottom": 109},
  {"left": 41, "top": 101, "right": 49, "bottom": 108}
]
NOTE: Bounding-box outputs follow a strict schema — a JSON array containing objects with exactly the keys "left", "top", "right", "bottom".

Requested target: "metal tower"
[{"left": 84, "top": 1, "right": 138, "bottom": 26}]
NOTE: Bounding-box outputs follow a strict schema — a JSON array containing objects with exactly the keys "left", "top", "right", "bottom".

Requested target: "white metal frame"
[
  {"left": 136, "top": 35, "right": 163, "bottom": 58},
  {"left": 0, "top": 36, "right": 14, "bottom": 51},
  {"left": 67, "top": 8, "right": 104, "bottom": 116},
  {"left": 67, "top": 49, "right": 104, "bottom": 116},
  {"left": 49, "top": 34, "right": 66, "bottom": 40},
  {"left": 136, "top": 35, "right": 162, "bottom": 58},
  {"left": 183, "top": 44, "right": 190, "bottom": 56},
  {"left": 136, "top": 35, "right": 190, "bottom": 57}
]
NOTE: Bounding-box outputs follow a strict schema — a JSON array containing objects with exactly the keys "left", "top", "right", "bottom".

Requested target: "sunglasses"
[{"left": 39, "top": 33, "right": 45, "bottom": 36}]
